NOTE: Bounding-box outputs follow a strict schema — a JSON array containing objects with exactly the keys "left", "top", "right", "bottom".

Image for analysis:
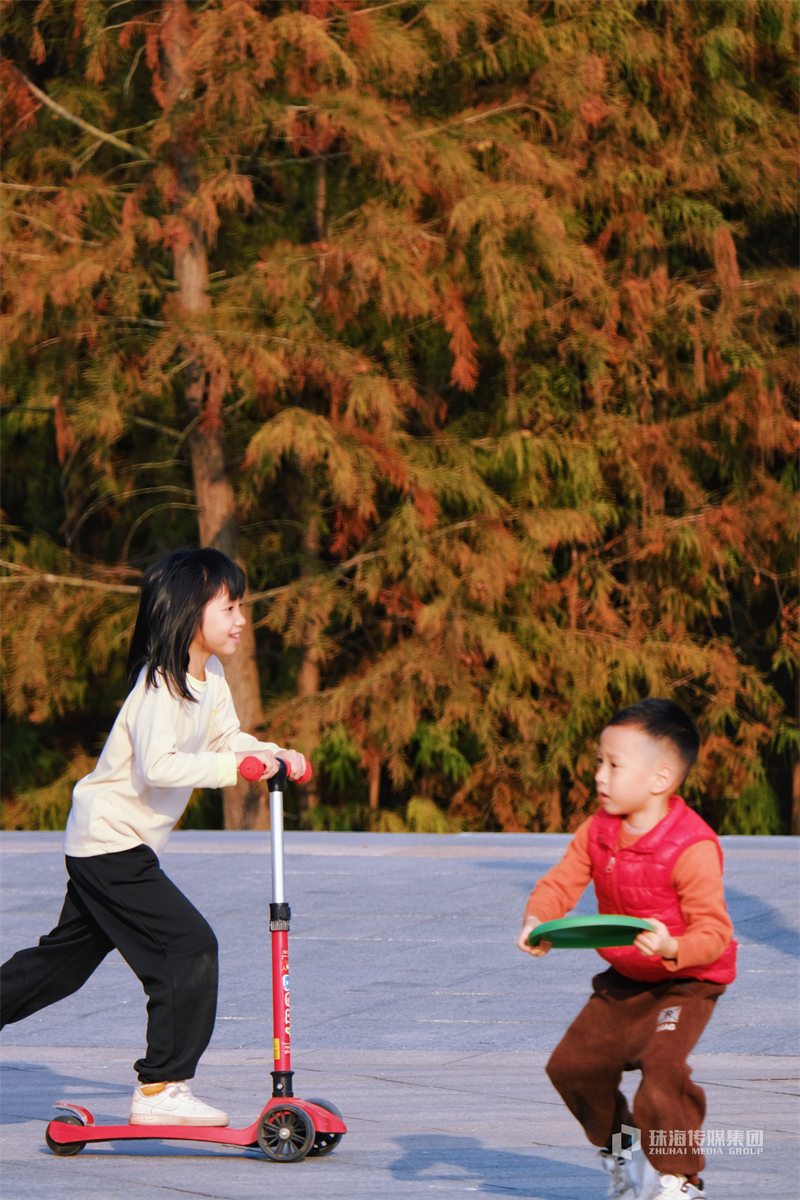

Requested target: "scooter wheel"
[
  {"left": 304, "top": 1097, "right": 345, "bottom": 1157},
  {"left": 257, "top": 1104, "right": 314, "bottom": 1162},
  {"left": 46, "top": 1115, "right": 86, "bottom": 1156}
]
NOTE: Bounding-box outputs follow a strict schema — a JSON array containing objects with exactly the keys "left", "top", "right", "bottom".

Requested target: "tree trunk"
[
  {"left": 165, "top": 0, "right": 266, "bottom": 830},
  {"left": 292, "top": 159, "right": 328, "bottom": 813},
  {"left": 297, "top": 519, "right": 321, "bottom": 810},
  {"left": 368, "top": 755, "right": 381, "bottom": 812},
  {"left": 186, "top": 375, "right": 268, "bottom": 830}
]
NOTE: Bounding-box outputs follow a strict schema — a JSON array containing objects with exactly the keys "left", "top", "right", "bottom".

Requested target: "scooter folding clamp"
[{"left": 269, "top": 901, "right": 291, "bottom": 931}]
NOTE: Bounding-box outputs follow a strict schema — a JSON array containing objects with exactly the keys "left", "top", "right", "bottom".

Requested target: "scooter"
[{"left": 45, "top": 757, "right": 346, "bottom": 1163}]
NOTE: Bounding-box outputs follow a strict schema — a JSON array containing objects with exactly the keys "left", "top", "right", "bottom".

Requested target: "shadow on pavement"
[
  {"left": 389, "top": 1133, "right": 600, "bottom": 1199},
  {"left": 0, "top": 1060, "right": 130, "bottom": 1126},
  {"left": 725, "top": 887, "right": 800, "bottom": 959}
]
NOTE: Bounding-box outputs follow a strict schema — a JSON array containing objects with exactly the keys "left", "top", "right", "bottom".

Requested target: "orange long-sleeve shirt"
[{"left": 523, "top": 816, "right": 734, "bottom": 974}]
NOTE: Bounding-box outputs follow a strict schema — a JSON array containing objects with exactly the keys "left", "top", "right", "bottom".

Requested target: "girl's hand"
[
  {"left": 634, "top": 916, "right": 679, "bottom": 959},
  {"left": 274, "top": 748, "right": 308, "bottom": 782},
  {"left": 235, "top": 749, "right": 278, "bottom": 780},
  {"left": 517, "top": 916, "right": 552, "bottom": 958}
]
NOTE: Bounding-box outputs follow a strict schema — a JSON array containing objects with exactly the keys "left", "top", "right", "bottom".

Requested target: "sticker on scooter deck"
[{"left": 526, "top": 914, "right": 655, "bottom": 949}]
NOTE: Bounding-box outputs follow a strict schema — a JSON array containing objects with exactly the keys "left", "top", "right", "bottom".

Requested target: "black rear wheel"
[
  {"left": 304, "top": 1097, "right": 345, "bottom": 1157},
  {"left": 46, "top": 1115, "right": 86, "bottom": 1156},
  {"left": 257, "top": 1104, "right": 314, "bottom": 1162}
]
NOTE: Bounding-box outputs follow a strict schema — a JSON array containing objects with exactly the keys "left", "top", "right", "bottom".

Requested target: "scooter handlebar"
[{"left": 238, "top": 756, "right": 313, "bottom": 785}]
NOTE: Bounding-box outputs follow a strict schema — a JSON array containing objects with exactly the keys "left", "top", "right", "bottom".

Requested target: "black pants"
[{"left": 0, "top": 845, "right": 218, "bottom": 1084}]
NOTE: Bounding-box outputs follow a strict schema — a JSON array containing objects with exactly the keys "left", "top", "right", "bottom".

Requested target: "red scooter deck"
[{"left": 46, "top": 1099, "right": 346, "bottom": 1150}]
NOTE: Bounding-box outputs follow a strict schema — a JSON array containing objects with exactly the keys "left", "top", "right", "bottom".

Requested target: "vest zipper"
[{"left": 606, "top": 853, "right": 624, "bottom": 913}]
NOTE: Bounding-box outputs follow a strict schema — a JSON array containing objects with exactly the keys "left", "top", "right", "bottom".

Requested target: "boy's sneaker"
[
  {"left": 653, "top": 1175, "right": 706, "bottom": 1200},
  {"left": 599, "top": 1150, "right": 659, "bottom": 1200},
  {"left": 630, "top": 1152, "right": 659, "bottom": 1199},
  {"left": 129, "top": 1081, "right": 229, "bottom": 1126},
  {"left": 599, "top": 1150, "right": 638, "bottom": 1199}
]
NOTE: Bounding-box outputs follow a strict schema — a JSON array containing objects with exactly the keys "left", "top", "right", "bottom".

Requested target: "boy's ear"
[{"left": 651, "top": 760, "right": 677, "bottom": 795}]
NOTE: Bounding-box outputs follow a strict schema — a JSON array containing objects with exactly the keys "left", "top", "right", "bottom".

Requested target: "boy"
[{"left": 517, "top": 700, "right": 736, "bottom": 1200}]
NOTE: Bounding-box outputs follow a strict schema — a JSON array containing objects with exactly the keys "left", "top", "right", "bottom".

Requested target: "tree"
[{"left": 2, "top": 1, "right": 797, "bottom": 834}]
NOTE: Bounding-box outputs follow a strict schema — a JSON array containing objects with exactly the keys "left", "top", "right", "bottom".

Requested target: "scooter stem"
[
  {"left": 268, "top": 761, "right": 293, "bottom": 1099},
  {"left": 270, "top": 770, "right": 287, "bottom": 905}
]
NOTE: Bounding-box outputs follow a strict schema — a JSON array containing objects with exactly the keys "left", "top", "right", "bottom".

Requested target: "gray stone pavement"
[{"left": 1, "top": 831, "right": 798, "bottom": 1199}]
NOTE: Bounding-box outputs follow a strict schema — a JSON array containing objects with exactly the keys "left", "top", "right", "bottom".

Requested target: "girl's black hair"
[
  {"left": 127, "top": 548, "right": 246, "bottom": 701},
  {"left": 607, "top": 698, "right": 700, "bottom": 780}
]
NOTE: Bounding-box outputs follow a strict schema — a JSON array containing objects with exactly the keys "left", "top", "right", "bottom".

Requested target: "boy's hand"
[
  {"left": 517, "top": 916, "right": 552, "bottom": 958},
  {"left": 634, "top": 917, "right": 678, "bottom": 960},
  {"left": 275, "top": 748, "right": 308, "bottom": 782}
]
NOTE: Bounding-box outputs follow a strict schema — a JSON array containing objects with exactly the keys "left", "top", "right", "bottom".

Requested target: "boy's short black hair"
[{"left": 606, "top": 698, "right": 700, "bottom": 780}]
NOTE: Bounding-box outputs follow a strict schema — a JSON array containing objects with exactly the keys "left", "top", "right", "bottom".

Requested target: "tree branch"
[
  {"left": 6, "top": 210, "right": 98, "bottom": 246},
  {"left": 339, "top": 1, "right": 413, "bottom": 16},
  {"left": 409, "top": 102, "right": 531, "bottom": 141},
  {"left": 129, "top": 415, "right": 183, "bottom": 438},
  {"left": 0, "top": 181, "right": 134, "bottom": 195},
  {"left": 124, "top": 43, "right": 146, "bottom": 96},
  {"left": 247, "top": 515, "right": 501, "bottom": 615},
  {"left": 0, "top": 561, "right": 140, "bottom": 595},
  {"left": 7, "top": 65, "right": 150, "bottom": 161},
  {"left": 2, "top": 182, "right": 70, "bottom": 193}
]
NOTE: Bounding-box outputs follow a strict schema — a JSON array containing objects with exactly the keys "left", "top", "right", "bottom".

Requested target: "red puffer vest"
[{"left": 587, "top": 796, "right": 737, "bottom": 984}]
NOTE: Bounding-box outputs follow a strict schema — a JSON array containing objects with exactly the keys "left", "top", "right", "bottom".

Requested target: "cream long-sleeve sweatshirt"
[{"left": 64, "top": 657, "right": 278, "bottom": 857}]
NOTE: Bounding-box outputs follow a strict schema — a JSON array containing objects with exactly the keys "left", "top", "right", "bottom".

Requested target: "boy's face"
[{"left": 594, "top": 724, "right": 681, "bottom": 820}]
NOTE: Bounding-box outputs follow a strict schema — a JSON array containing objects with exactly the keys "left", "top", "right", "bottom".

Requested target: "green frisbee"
[{"left": 527, "top": 914, "right": 656, "bottom": 949}]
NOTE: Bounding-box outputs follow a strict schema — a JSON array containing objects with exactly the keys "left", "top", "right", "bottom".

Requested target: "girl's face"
[{"left": 194, "top": 588, "right": 246, "bottom": 660}]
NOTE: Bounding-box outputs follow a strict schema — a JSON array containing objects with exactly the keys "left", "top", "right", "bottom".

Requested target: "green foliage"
[
  {"left": 405, "top": 796, "right": 464, "bottom": 834},
  {"left": 1, "top": 0, "right": 797, "bottom": 836},
  {"left": 1, "top": 749, "right": 96, "bottom": 831},
  {"left": 314, "top": 723, "right": 364, "bottom": 793},
  {"left": 177, "top": 789, "right": 225, "bottom": 832},
  {"left": 717, "top": 779, "right": 783, "bottom": 837},
  {"left": 303, "top": 801, "right": 369, "bottom": 832}
]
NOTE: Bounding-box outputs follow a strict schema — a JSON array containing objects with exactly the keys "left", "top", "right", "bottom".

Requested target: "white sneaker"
[
  {"left": 629, "top": 1151, "right": 659, "bottom": 1199},
  {"left": 599, "top": 1150, "right": 638, "bottom": 1199},
  {"left": 600, "top": 1150, "right": 659, "bottom": 1200},
  {"left": 653, "top": 1175, "right": 706, "bottom": 1200},
  {"left": 129, "top": 1081, "right": 229, "bottom": 1127}
]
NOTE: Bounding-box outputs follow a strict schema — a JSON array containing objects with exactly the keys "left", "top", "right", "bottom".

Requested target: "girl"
[{"left": 0, "top": 548, "right": 307, "bottom": 1127}]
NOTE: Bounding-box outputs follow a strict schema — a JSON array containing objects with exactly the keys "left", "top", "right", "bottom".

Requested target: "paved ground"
[{"left": 1, "top": 830, "right": 798, "bottom": 1199}]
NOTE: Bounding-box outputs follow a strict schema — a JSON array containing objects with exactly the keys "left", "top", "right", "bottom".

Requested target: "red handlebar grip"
[
  {"left": 239, "top": 756, "right": 264, "bottom": 781},
  {"left": 239, "top": 756, "right": 313, "bottom": 783}
]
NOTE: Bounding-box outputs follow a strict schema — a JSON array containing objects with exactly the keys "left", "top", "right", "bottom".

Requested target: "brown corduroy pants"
[{"left": 546, "top": 967, "right": 726, "bottom": 1177}]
